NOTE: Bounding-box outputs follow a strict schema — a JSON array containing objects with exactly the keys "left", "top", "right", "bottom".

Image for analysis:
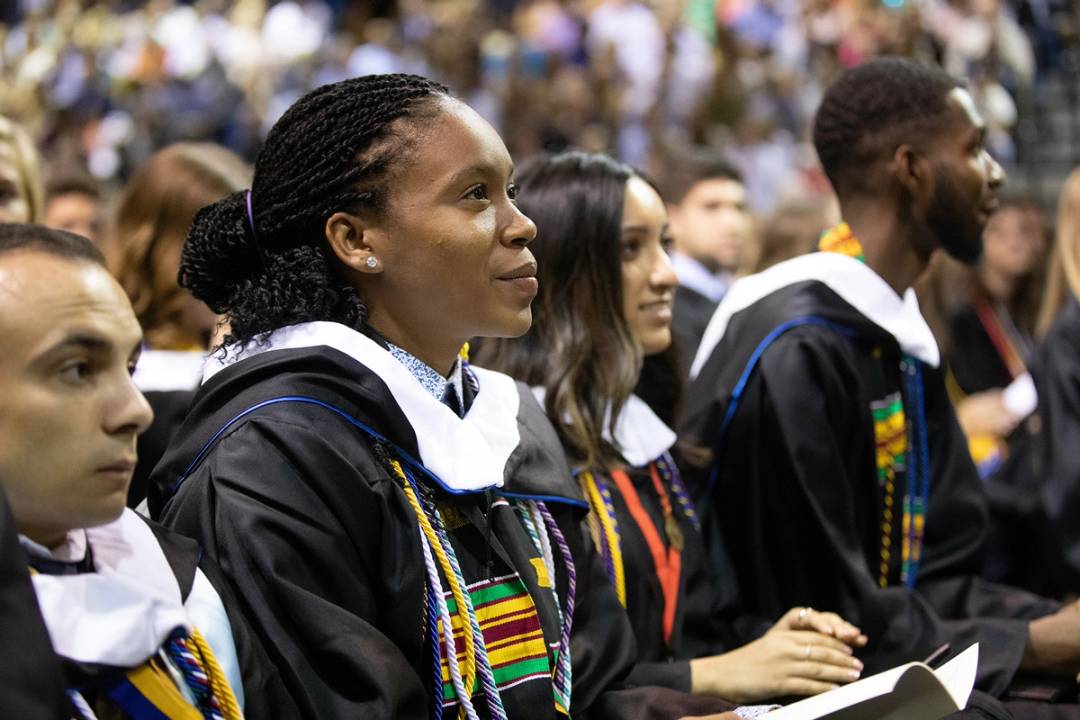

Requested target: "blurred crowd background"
[{"left": 0, "top": 0, "right": 1077, "bottom": 215}]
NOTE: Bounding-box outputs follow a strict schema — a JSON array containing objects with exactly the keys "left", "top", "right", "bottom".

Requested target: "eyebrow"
[
  {"left": 443, "top": 161, "right": 515, "bottom": 190},
  {"left": 37, "top": 332, "right": 144, "bottom": 361}
]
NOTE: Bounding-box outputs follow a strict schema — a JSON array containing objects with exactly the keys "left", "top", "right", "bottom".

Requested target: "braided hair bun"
[{"left": 180, "top": 74, "right": 449, "bottom": 347}]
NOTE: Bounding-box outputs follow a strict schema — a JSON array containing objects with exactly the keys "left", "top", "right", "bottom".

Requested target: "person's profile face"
[
  {"left": 671, "top": 178, "right": 752, "bottom": 272},
  {"left": 0, "top": 251, "right": 152, "bottom": 546},
  {"left": 981, "top": 204, "right": 1044, "bottom": 280},
  {"left": 361, "top": 98, "right": 538, "bottom": 348},
  {"left": 924, "top": 88, "right": 1006, "bottom": 265},
  {"left": 620, "top": 175, "right": 677, "bottom": 357},
  {"left": 45, "top": 192, "right": 102, "bottom": 245},
  {"left": 0, "top": 140, "right": 32, "bottom": 224}
]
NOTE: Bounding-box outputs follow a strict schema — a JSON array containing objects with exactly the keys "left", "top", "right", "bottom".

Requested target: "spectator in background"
[
  {"left": 1028, "top": 167, "right": 1080, "bottom": 595},
  {"left": 0, "top": 115, "right": 44, "bottom": 224},
  {"left": 917, "top": 196, "right": 1051, "bottom": 594},
  {"left": 949, "top": 197, "right": 1047, "bottom": 440},
  {"left": 102, "top": 142, "right": 251, "bottom": 508},
  {"left": 44, "top": 172, "right": 103, "bottom": 244},
  {"left": 665, "top": 157, "right": 753, "bottom": 376},
  {"left": 747, "top": 198, "right": 832, "bottom": 274}
]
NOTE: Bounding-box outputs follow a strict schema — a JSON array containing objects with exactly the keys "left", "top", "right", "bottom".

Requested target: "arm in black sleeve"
[
  {"left": 719, "top": 332, "right": 1031, "bottom": 696},
  {"left": 0, "top": 487, "right": 67, "bottom": 720},
  {"left": 162, "top": 418, "right": 431, "bottom": 719}
]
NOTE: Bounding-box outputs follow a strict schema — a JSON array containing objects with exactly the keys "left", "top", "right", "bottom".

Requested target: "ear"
[
  {"left": 666, "top": 202, "right": 685, "bottom": 247},
  {"left": 324, "top": 211, "right": 383, "bottom": 274},
  {"left": 892, "top": 143, "right": 933, "bottom": 207}
]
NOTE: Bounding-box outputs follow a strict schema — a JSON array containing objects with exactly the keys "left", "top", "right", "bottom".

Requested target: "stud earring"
[{"left": 366, "top": 256, "right": 378, "bottom": 269}]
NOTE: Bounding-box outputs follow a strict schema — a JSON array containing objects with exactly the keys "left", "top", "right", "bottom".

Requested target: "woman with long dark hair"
[
  {"left": 477, "top": 151, "right": 866, "bottom": 705},
  {"left": 150, "top": 76, "right": 737, "bottom": 719},
  {"left": 103, "top": 142, "right": 251, "bottom": 508}
]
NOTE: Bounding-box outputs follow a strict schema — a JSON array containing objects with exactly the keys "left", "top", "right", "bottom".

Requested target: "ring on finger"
[
  {"left": 804, "top": 643, "right": 812, "bottom": 661},
  {"left": 798, "top": 606, "right": 812, "bottom": 622}
]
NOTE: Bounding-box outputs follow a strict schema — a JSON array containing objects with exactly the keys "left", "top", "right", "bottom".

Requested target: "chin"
[
  {"left": 642, "top": 333, "right": 673, "bottom": 357},
  {"left": 486, "top": 309, "right": 534, "bottom": 339},
  {"left": 82, "top": 495, "right": 129, "bottom": 529}
]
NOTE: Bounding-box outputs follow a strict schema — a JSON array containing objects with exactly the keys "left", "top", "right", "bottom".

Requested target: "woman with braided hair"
[
  {"left": 477, "top": 151, "right": 868, "bottom": 713},
  {"left": 149, "top": 75, "right": 738, "bottom": 719}
]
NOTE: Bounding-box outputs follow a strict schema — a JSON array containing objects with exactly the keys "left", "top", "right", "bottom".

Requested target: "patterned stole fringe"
[
  {"left": 818, "top": 222, "right": 866, "bottom": 262},
  {"left": 391, "top": 458, "right": 497, "bottom": 720},
  {"left": 656, "top": 453, "right": 700, "bottom": 532},
  {"left": 102, "top": 627, "right": 241, "bottom": 720},
  {"left": 577, "top": 471, "right": 626, "bottom": 606},
  {"left": 518, "top": 501, "right": 576, "bottom": 716},
  {"left": 900, "top": 355, "right": 931, "bottom": 589}
]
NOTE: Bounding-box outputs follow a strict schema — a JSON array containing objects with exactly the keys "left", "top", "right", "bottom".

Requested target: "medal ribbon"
[{"left": 609, "top": 465, "right": 682, "bottom": 647}]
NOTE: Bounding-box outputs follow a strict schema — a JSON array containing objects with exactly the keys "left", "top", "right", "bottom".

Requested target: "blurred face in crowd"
[
  {"left": 921, "top": 88, "right": 1006, "bottom": 264},
  {"left": 981, "top": 204, "right": 1045, "bottom": 281},
  {"left": 0, "top": 139, "right": 32, "bottom": 223},
  {"left": 669, "top": 177, "right": 752, "bottom": 273},
  {"left": 46, "top": 192, "right": 103, "bottom": 245},
  {"left": 621, "top": 175, "right": 677, "bottom": 356},
  {"left": 0, "top": 250, "right": 152, "bottom": 547},
  {"left": 339, "top": 97, "right": 537, "bottom": 370}
]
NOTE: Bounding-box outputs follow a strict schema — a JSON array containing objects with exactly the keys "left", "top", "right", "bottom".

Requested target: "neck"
[
  {"left": 365, "top": 314, "right": 459, "bottom": 377},
  {"left": 21, "top": 524, "right": 69, "bottom": 550},
  {"left": 690, "top": 253, "right": 725, "bottom": 275},
  {"left": 980, "top": 265, "right": 1017, "bottom": 302},
  {"left": 842, "top": 199, "right": 928, "bottom": 296}
]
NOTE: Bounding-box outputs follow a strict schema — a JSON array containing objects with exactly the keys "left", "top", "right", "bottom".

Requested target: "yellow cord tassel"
[
  {"left": 579, "top": 471, "right": 626, "bottom": 607},
  {"left": 391, "top": 459, "right": 478, "bottom": 718},
  {"left": 190, "top": 628, "right": 243, "bottom": 720}
]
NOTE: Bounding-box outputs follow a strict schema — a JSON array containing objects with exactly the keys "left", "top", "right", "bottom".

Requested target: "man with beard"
[{"left": 682, "top": 57, "right": 1080, "bottom": 718}]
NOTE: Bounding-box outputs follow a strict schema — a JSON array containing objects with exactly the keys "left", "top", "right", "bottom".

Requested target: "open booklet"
[{"left": 760, "top": 644, "right": 979, "bottom": 720}]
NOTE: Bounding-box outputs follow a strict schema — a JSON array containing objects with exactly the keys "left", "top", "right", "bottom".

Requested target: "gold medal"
[{"left": 665, "top": 514, "right": 684, "bottom": 552}]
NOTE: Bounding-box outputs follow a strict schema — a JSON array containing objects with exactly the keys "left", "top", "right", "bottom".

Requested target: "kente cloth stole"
[{"left": 818, "top": 224, "right": 930, "bottom": 589}]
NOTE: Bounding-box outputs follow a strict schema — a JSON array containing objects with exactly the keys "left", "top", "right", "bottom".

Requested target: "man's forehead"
[
  {"left": 946, "top": 87, "right": 985, "bottom": 133},
  {"left": 0, "top": 252, "right": 139, "bottom": 347},
  {"left": 688, "top": 177, "right": 747, "bottom": 202}
]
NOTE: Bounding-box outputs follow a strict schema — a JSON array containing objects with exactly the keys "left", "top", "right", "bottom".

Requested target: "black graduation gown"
[
  {"left": 681, "top": 279, "right": 1063, "bottom": 702},
  {"left": 592, "top": 460, "right": 734, "bottom": 694},
  {"left": 674, "top": 284, "right": 719, "bottom": 380},
  {"left": 132, "top": 389, "right": 197, "bottom": 509},
  {"left": 948, "top": 304, "right": 1018, "bottom": 396},
  {"left": 1033, "top": 296, "right": 1080, "bottom": 591},
  {"left": 0, "top": 487, "right": 66, "bottom": 720},
  {"left": 941, "top": 301, "right": 1050, "bottom": 594},
  {"left": 150, "top": 344, "right": 736, "bottom": 720}
]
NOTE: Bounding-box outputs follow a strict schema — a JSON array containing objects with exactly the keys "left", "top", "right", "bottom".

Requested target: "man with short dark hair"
[
  {"left": 682, "top": 58, "right": 1080, "bottom": 715},
  {"left": 43, "top": 173, "right": 103, "bottom": 244},
  {"left": 0, "top": 224, "right": 269, "bottom": 718},
  {"left": 665, "top": 158, "right": 753, "bottom": 374}
]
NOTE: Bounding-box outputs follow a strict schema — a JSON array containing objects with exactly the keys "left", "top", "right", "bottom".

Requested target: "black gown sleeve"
[
  {"left": 161, "top": 417, "right": 431, "bottom": 719},
  {"left": 711, "top": 329, "right": 1036, "bottom": 696},
  {"left": 1037, "top": 304, "right": 1080, "bottom": 583},
  {"left": 549, "top": 505, "right": 737, "bottom": 719},
  {"left": 0, "top": 488, "right": 67, "bottom": 720}
]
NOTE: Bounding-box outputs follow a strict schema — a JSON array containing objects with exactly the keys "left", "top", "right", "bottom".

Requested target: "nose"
[
  {"left": 985, "top": 150, "right": 1006, "bottom": 190},
  {"left": 501, "top": 202, "right": 537, "bottom": 248},
  {"left": 650, "top": 244, "right": 678, "bottom": 291},
  {"left": 105, "top": 373, "right": 154, "bottom": 438}
]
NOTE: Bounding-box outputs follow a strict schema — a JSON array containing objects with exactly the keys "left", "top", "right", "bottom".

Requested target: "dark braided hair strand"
[{"left": 180, "top": 74, "right": 449, "bottom": 348}]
